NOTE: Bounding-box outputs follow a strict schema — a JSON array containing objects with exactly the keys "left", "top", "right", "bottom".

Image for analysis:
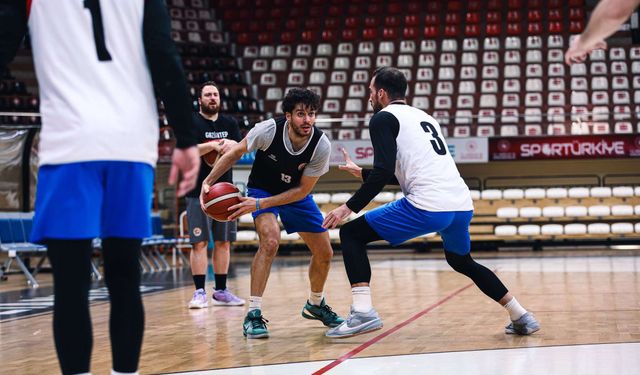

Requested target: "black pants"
[{"left": 47, "top": 238, "right": 144, "bottom": 374}]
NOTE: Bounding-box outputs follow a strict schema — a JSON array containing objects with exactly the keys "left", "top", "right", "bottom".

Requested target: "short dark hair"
[
  {"left": 372, "top": 67, "right": 407, "bottom": 100},
  {"left": 281, "top": 88, "right": 320, "bottom": 114},
  {"left": 198, "top": 81, "right": 218, "bottom": 98}
]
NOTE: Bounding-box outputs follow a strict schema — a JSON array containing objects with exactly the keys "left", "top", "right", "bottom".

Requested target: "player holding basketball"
[
  {"left": 200, "top": 88, "right": 343, "bottom": 338},
  {"left": 322, "top": 67, "right": 540, "bottom": 338},
  {"left": 0, "top": 1, "right": 199, "bottom": 374},
  {"left": 185, "top": 81, "right": 244, "bottom": 309}
]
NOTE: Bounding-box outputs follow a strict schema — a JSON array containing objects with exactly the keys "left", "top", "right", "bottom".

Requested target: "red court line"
[{"left": 313, "top": 282, "right": 475, "bottom": 375}]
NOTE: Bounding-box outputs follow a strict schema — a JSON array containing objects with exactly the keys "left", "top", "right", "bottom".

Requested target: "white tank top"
[
  {"left": 28, "top": 0, "right": 159, "bottom": 166},
  {"left": 383, "top": 104, "right": 473, "bottom": 212}
]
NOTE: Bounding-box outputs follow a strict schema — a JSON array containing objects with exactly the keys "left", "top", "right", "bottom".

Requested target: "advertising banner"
[{"left": 489, "top": 134, "right": 640, "bottom": 161}]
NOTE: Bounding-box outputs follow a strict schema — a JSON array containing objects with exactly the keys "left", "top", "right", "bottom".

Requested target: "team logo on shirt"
[
  {"left": 193, "top": 227, "right": 202, "bottom": 236},
  {"left": 297, "top": 163, "right": 307, "bottom": 171},
  {"left": 268, "top": 154, "right": 278, "bottom": 162}
]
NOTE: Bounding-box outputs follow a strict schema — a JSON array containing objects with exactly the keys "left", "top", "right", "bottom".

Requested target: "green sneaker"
[
  {"left": 301, "top": 298, "right": 344, "bottom": 328},
  {"left": 243, "top": 309, "right": 269, "bottom": 339}
]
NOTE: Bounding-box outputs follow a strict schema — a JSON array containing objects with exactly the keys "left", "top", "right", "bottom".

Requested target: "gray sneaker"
[
  {"left": 505, "top": 312, "right": 540, "bottom": 335},
  {"left": 325, "top": 307, "right": 383, "bottom": 338}
]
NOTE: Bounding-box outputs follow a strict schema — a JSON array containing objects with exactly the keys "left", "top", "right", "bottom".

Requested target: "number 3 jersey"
[
  {"left": 378, "top": 104, "right": 473, "bottom": 212},
  {"left": 27, "top": 0, "right": 160, "bottom": 166},
  {"left": 246, "top": 117, "right": 331, "bottom": 195}
]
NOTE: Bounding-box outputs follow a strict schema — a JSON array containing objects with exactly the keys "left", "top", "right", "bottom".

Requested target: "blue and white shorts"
[
  {"left": 247, "top": 187, "right": 326, "bottom": 234},
  {"left": 365, "top": 198, "right": 473, "bottom": 255},
  {"left": 31, "top": 161, "right": 154, "bottom": 243}
]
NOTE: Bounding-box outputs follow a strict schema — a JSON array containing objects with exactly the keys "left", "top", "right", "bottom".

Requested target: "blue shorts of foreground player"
[
  {"left": 31, "top": 161, "right": 154, "bottom": 243},
  {"left": 364, "top": 198, "right": 473, "bottom": 255},
  {"left": 247, "top": 187, "right": 326, "bottom": 234}
]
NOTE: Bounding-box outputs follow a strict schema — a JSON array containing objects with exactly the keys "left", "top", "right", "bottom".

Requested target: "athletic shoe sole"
[
  {"left": 188, "top": 302, "right": 208, "bottom": 309},
  {"left": 325, "top": 319, "right": 383, "bottom": 338},
  {"left": 244, "top": 332, "right": 269, "bottom": 339},
  {"left": 212, "top": 299, "right": 245, "bottom": 306}
]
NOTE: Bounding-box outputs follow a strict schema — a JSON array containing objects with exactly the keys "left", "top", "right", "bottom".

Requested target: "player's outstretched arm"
[
  {"left": 226, "top": 175, "right": 320, "bottom": 220},
  {"left": 565, "top": 0, "right": 640, "bottom": 65}
]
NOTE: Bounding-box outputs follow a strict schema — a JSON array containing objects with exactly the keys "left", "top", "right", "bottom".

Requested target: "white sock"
[
  {"left": 309, "top": 291, "right": 324, "bottom": 306},
  {"left": 504, "top": 297, "right": 527, "bottom": 321},
  {"left": 112, "top": 371, "right": 138, "bottom": 375},
  {"left": 248, "top": 296, "right": 262, "bottom": 311},
  {"left": 352, "top": 286, "right": 372, "bottom": 313}
]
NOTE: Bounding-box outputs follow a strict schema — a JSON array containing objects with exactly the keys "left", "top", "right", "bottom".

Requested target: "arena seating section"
[{"left": 214, "top": 0, "right": 640, "bottom": 139}]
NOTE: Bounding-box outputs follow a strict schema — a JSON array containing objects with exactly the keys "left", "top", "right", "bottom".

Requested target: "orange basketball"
[{"left": 203, "top": 182, "right": 241, "bottom": 222}]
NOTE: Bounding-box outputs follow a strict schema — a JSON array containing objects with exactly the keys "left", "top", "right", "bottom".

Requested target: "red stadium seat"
[
  {"left": 569, "top": 8, "right": 585, "bottom": 20},
  {"left": 466, "top": 12, "right": 480, "bottom": 24},
  {"left": 487, "top": 11, "right": 500, "bottom": 23},
  {"left": 256, "top": 32, "right": 272, "bottom": 44},
  {"left": 527, "top": 10, "right": 541, "bottom": 22},
  {"left": 528, "top": 23, "right": 542, "bottom": 34},
  {"left": 447, "top": 1, "right": 462, "bottom": 11},
  {"left": 284, "top": 20, "right": 298, "bottom": 31},
  {"left": 280, "top": 32, "right": 296, "bottom": 44},
  {"left": 425, "top": 14, "right": 439, "bottom": 26},
  {"left": 403, "top": 27, "right": 418, "bottom": 39},
  {"left": 548, "top": 9, "right": 562, "bottom": 21},
  {"left": 507, "top": 23, "right": 521, "bottom": 35},
  {"left": 364, "top": 16, "right": 377, "bottom": 28},
  {"left": 423, "top": 26, "right": 438, "bottom": 38},
  {"left": 305, "top": 19, "right": 320, "bottom": 29},
  {"left": 236, "top": 32, "right": 251, "bottom": 44},
  {"left": 387, "top": 2, "right": 403, "bottom": 14},
  {"left": 445, "top": 13, "right": 460, "bottom": 24},
  {"left": 301, "top": 31, "right": 317, "bottom": 43},
  {"left": 407, "top": 2, "right": 421, "bottom": 13},
  {"left": 569, "top": 0, "right": 584, "bottom": 6},
  {"left": 321, "top": 30, "right": 336, "bottom": 42},
  {"left": 344, "top": 17, "right": 360, "bottom": 28},
  {"left": 548, "top": 0, "right": 561, "bottom": 7},
  {"left": 487, "top": 0, "right": 500, "bottom": 9},
  {"left": 465, "top": 24, "right": 480, "bottom": 36},
  {"left": 405, "top": 15, "right": 419, "bottom": 26},
  {"left": 467, "top": 0, "right": 480, "bottom": 11},
  {"left": 444, "top": 25, "right": 458, "bottom": 36},
  {"left": 347, "top": 4, "right": 360, "bottom": 15},
  {"left": 327, "top": 5, "right": 341, "bottom": 17},
  {"left": 269, "top": 8, "right": 283, "bottom": 18},
  {"left": 549, "top": 22, "right": 563, "bottom": 33},
  {"left": 570, "top": 21, "right": 584, "bottom": 33},
  {"left": 486, "top": 24, "right": 500, "bottom": 36},
  {"left": 426, "top": 2, "right": 440, "bottom": 12},
  {"left": 367, "top": 4, "right": 382, "bottom": 14},
  {"left": 325, "top": 18, "right": 339, "bottom": 29},
  {"left": 507, "top": 0, "right": 521, "bottom": 8},
  {"left": 383, "top": 27, "right": 398, "bottom": 39},
  {"left": 362, "top": 28, "right": 378, "bottom": 40},
  {"left": 385, "top": 16, "right": 401, "bottom": 27},
  {"left": 342, "top": 29, "right": 357, "bottom": 41}
]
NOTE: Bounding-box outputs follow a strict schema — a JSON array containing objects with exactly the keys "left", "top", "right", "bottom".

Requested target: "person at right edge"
[{"left": 322, "top": 67, "right": 540, "bottom": 338}]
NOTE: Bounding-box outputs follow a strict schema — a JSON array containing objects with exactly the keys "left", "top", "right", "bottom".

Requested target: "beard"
[
  {"left": 370, "top": 99, "right": 383, "bottom": 114},
  {"left": 201, "top": 102, "right": 219, "bottom": 115}
]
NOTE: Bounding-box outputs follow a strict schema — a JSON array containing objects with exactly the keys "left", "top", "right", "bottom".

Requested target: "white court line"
[{"left": 164, "top": 342, "right": 640, "bottom": 375}]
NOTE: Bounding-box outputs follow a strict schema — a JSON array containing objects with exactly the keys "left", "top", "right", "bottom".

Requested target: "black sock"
[
  {"left": 193, "top": 274, "right": 206, "bottom": 290},
  {"left": 46, "top": 239, "right": 94, "bottom": 375},
  {"left": 102, "top": 238, "right": 144, "bottom": 373},
  {"left": 215, "top": 274, "right": 227, "bottom": 291}
]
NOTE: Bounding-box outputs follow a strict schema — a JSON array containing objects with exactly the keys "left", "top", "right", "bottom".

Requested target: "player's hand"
[
  {"left": 565, "top": 35, "right": 607, "bottom": 65},
  {"left": 218, "top": 139, "right": 237, "bottom": 155},
  {"left": 169, "top": 146, "right": 200, "bottom": 197},
  {"left": 322, "top": 204, "right": 352, "bottom": 229},
  {"left": 227, "top": 196, "right": 257, "bottom": 221},
  {"left": 337, "top": 147, "right": 362, "bottom": 179},
  {"left": 199, "top": 181, "right": 211, "bottom": 213}
]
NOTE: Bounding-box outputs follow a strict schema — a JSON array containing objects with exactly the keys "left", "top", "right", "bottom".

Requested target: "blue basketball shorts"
[
  {"left": 364, "top": 198, "right": 474, "bottom": 255},
  {"left": 31, "top": 161, "right": 154, "bottom": 243},
  {"left": 247, "top": 187, "right": 326, "bottom": 234}
]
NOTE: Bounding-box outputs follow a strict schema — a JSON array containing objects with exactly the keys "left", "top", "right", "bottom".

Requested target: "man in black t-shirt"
[{"left": 185, "top": 81, "right": 244, "bottom": 308}]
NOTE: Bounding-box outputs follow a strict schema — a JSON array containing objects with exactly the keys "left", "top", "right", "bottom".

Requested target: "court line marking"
[{"left": 312, "top": 282, "right": 475, "bottom": 375}]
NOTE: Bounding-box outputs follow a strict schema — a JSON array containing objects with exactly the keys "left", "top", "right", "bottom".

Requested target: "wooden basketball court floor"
[{"left": 1, "top": 248, "right": 639, "bottom": 374}]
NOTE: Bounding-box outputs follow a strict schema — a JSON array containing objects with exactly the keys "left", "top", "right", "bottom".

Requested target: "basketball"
[
  {"left": 203, "top": 140, "right": 221, "bottom": 167},
  {"left": 203, "top": 182, "right": 241, "bottom": 222}
]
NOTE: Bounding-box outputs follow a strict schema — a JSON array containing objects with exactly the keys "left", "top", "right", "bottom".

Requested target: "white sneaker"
[
  {"left": 325, "top": 306, "right": 383, "bottom": 338},
  {"left": 188, "top": 288, "right": 208, "bottom": 309}
]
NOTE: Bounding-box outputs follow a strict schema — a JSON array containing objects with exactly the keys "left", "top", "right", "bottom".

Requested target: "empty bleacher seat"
[
  {"left": 565, "top": 223, "right": 587, "bottom": 235},
  {"left": 520, "top": 207, "right": 542, "bottom": 218},
  {"left": 566, "top": 206, "right": 588, "bottom": 217},
  {"left": 331, "top": 193, "right": 351, "bottom": 204},
  {"left": 611, "top": 223, "right": 633, "bottom": 234},
  {"left": 611, "top": 205, "right": 634, "bottom": 216},
  {"left": 495, "top": 225, "right": 517, "bottom": 236},
  {"left": 236, "top": 230, "right": 257, "bottom": 241},
  {"left": 542, "top": 206, "right": 564, "bottom": 218},
  {"left": 590, "top": 187, "right": 612, "bottom": 198},
  {"left": 503, "top": 189, "right": 524, "bottom": 200},
  {"left": 588, "top": 205, "right": 611, "bottom": 217},
  {"left": 469, "top": 190, "right": 481, "bottom": 200},
  {"left": 497, "top": 207, "right": 519, "bottom": 218},
  {"left": 568, "top": 187, "right": 589, "bottom": 198},
  {"left": 612, "top": 186, "right": 634, "bottom": 197},
  {"left": 373, "top": 192, "right": 395, "bottom": 203},
  {"left": 481, "top": 189, "right": 502, "bottom": 200},
  {"left": 412, "top": 97, "right": 429, "bottom": 110},
  {"left": 546, "top": 187, "right": 567, "bottom": 199},
  {"left": 524, "top": 188, "right": 545, "bottom": 199},
  {"left": 316, "top": 43, "right": 332, "bottom": 56},
  {"left": 541, "top": 224, "right": 563, "bottom": 235},
  {"left": 518, "top": 225, "right": 541, "bottom": 236},
  {"left": 587, "top": 223, "right": 610, "bottom": 234}
]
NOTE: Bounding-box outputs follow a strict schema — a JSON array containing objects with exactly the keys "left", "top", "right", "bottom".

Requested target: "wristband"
[{"left": 256, "top": 198, "right": 261, "bottom": 211}]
